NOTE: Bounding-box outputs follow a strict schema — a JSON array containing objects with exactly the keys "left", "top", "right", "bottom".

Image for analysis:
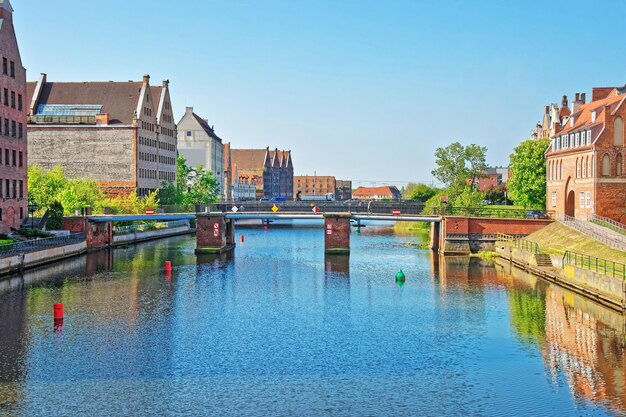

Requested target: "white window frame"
[
  {"left": 551, "top": 192, "right": 557, "bottom": 207},
  {"left": 585, "top": 191, "right": 590, "bottom": 208},
  {"left": 580, "top": 191, "right": 585, "bottom": 208}
]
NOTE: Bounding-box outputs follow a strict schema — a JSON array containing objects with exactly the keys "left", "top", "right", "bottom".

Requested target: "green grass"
[{"left": 525, "top": 222, "right": 625, "bottom": 264}]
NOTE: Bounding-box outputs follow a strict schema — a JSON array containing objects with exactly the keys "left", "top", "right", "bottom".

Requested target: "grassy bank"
[{"left": 525, "top": 222, "right": 625, "bottom": 263}]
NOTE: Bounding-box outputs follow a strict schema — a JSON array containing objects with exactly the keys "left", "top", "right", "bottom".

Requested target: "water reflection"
[{"left": 324, "top": 254, "right": 350, "bottom": 275}]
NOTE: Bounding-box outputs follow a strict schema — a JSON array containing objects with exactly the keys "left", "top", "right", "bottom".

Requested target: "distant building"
[
  {"left": 176, "top": 107, "right": 224, "bottom": 197},
  {"left": 469, "top": 166, "right": 509, "bottom": 192},
  {"left": 293, "top": 175, "right": 352, "bottom": 200},
  {"left": 230, "top": 147, "right": 293, "bottom": 200},
  {"left": 26, "top": 74, "right": 177, "bottom": 197},
  {"left": 546, "top": 86, "right": 626, "bottom": 223},
  {"left": 0, "top": 0, "right": 28, "bottom": 231},
  {"left": 352, "top": 185, "right": 401, "bottom": 200},
  {"left": 532, "top": 96, "right": 573, "bottom": 139}
]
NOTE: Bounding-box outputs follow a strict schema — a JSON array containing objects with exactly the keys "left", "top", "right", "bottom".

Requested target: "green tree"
[
  {"left": 508, "top": 138, "right": 550, "bottom": 208},
  {"left": 408, "top": 183, "right": 438, "bottom": 202},
  {"left": 432, "top": 142, "right": 488, "bottom": 192},
  {"left": 57, "top": 178, "right": 105, "bottom": 215},
  {"left": 28, "top": 164, "right": 68, "bottom": 209}
]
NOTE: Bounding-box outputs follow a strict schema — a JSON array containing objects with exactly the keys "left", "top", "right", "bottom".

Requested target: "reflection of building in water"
[
  {"left": 324, "top": 254, "right": 349, "bottom": 275},
  {"left": 0, "top": 290, "right": 27, "bottom": 409},
  {"left": 543, "top": 285, "right": 626, "bottom": 412}
]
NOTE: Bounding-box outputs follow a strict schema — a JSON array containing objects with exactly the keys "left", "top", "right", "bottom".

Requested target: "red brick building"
[
  {"left": 229, "top": 147, "right": 293, "bottom": 200},
  {"left": 545, "top": 87, "right": 626, "bottom": 223},
  {"left": 467, "top": 167, "right": 509, "bottom": 192},
  {"left": 293, "top": 175, "right": 352, "bottom": 201},
  {"left": 0, "top": 0, "right": 28, "bottom": 232}
]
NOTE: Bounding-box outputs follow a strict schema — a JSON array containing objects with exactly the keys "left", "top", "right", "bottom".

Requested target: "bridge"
[{"left": 62, "top": 202, "right": 553, "bottom": 256}]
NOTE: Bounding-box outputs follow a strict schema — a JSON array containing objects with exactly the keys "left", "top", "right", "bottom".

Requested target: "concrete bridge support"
[
  {"left": 429, "top": 222, "right": 440, "bottom": 251},
  {"left": 195, "top": 213, "right": 235, "bottom": 254},
  {"left": 324, "top": 213, "right": 351, "bottom": 254}
]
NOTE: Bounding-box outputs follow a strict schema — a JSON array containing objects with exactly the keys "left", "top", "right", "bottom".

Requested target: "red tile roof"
[{"left": 353, "top": 186, "right": 401, "bottom": 198}]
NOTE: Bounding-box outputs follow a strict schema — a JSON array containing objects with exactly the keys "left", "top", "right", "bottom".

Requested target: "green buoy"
[{"left": 395, "top": 269, "right": 406, "bottom": 281}]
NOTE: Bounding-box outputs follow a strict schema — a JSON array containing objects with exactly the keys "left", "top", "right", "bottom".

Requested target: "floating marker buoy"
[
  {"left": 240, "top": 235, "right": 245, "bottom": 243},
  {"left": 54, "top": 303, "right": 64, "bottom": 320},
  {"left": 264, "top": 225, "right": 268, "bottom": 231},
  {"left": 395, "top": 270, "right": 406, "bottom": 281},
  {"left": 165, "top": 261, "right": 172, "bottom": 272}
]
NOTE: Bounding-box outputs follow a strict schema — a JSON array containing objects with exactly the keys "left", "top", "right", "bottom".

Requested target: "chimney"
[
  {"left": 185, "top": 106, "right": 193, "bottom": 114},
  {"left": 572, "top": 92, "right": 584, "bottom": 113},
  {"left": 162, "top": 79, "right": 169, "bottom": 87},
  {"left": 581, "top": 92, "right": 586, "bottom": 103},
  {"left": 575, "top": 93, "right": 580, "bottom": 102},
  {"left": 562, "top": 95, "right": 568, "bottom": 108},
  {"left": 142, "top": 74, "right": 150, "bottom": 84},
  {"left": 544, "top": 105, "right": 549, "bottom": 114}
]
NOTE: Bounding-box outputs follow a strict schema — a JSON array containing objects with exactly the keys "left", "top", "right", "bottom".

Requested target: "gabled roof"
[
  {"left": 230, "top": 149, "right": 269, "bottom": 171},
  {"left": 26, "top": 81, "right": 143, "bottom": 124},
  {"left": 192, "top": 113, "right": 222, "bottom": 142}
]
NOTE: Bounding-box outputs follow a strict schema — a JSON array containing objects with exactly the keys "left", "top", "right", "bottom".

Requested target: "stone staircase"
[
  {"left": 556, "top": 213, "right": 626, "bottom": 252},
  {"left": 534, "top": 253, "right": 553, "bottom": 268}
]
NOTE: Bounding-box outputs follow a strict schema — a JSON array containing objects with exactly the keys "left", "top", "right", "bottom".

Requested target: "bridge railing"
[
  {"left": 563, "top": 250, "right": 626, "bottom": 279},
  {"left": 113, "top": 220, "right": 190, "bottom": 235},
  {"left": 213, "top": 200, "right": 428, "bottom": 215},
  {"left": 0, "top": 232, "right": 86, "bottom": 258},
  {"left": 496, "top": 233, "right": 540, "bottom": 253},
  {"left": 446, "top": 207, "right": 553, "bottom": 219}
]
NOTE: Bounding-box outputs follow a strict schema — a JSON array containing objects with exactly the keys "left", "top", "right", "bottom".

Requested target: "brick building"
[
  {"left": 352, "top": 185, "right": 402, "bottom": 200},
  {"left": 0, "top": 0, "right": 27, "bottom": 232},
  {"left": 177, "top": 107, "right": 224, "bottom": 197},
  {"left": 26, "top": 74, "right": 177, "bottom": 197},
  {"left": 468, "top": 166, "right": 509, "bottom": 192},
  {"left": 545, "top": 87, "right": 626, "bottom": 223},
  {"left": 293, "top": 175, "right": 352, "bottom": 200},
  {"left": 229, "top": 147, "right": 293, "bottom": 200}
]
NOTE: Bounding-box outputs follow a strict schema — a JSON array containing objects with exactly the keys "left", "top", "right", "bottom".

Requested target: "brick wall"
[
  {"left": 324, "top": 214, "right": 350, "bottom": 253},
  {"left": 196, "top": 215, "right": 226, "bottom": 248},
  {"left": 28, "top": 126, "right": 136, "bottom": 196},
  {"left": 443, "top": 216, "right": 552, "bottom": 236}
]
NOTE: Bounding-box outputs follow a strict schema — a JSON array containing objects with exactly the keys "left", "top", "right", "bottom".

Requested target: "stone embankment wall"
[
  {"left": 0, "top": 241, "right": 87, "bottom": 276},
  {"left": 495, "top": 242, "right": 626, "bottom": 311},
  {"left": 112, "top": 225, "right": 191, "bottom": 246},
  {"left": 440, "top": 217, "right": 553, "bottom": 255}
]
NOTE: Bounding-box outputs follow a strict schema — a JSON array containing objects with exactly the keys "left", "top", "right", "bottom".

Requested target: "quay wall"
[
  {"left": 112, "top": 225, "right": 191, "bottom": 246},
  {"left": 0, "top": 241, "right": 87, "bottom": 276}
]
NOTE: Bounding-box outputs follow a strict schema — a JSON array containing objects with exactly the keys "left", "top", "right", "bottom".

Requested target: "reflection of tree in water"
[{"left": 508, "top": 287, "right": 546, "bottom": 348}]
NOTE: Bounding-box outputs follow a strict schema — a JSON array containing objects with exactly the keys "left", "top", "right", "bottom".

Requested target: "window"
[
  {"left": 10, "top": 91, "right": 15, "bottom": 108},
  {"left": 582, "top": 157, "right": 586, "bottom": 178},
  {"left": 186, "top": 130, "right": 192, "bottom": 137},
  {"left": 2, "top": 58, "right": 6, "bottom": 75},
  {"left": 615, "top": 117, "right": 624, "bottom": 147},
  {"left": 580, "top": 192, "right": 584, "bottom": 208},
  {"left": 576, "top": 158, "right": 580, "bottom": 178},
  {"left": 12, "top": 180, "right": 16, "bottom": 199},
  {"left": 591, "top": 111, "right": 596, "bottom": 123},
  {"left": 4, "top": 149, "right": 8, "bottom": 165},
  {"left": 12, "top": 150, "right": 16, "bottom": 166},
  {"left": 9, "top": 61, "right": 14, "bottom": 78},
  {"left": 587, "top": 130, "right": 592, "bottom": 145},
  {"left": 618, "top": 154, "right": 623, "bottom": 176},
  {"left": 18, "top": 151, "right": 22, "bottom": 167},
  {"left": 18, "top": 123, "right": 22, "bottom": 139},
  {"left": 19, "top": 180, "right": 23, "bottom": 198},
  {"left": 19, "top": 207, "right": 22, "bottom": 219},
  {"left": 586, "top": 191, "right": 591, "bottom": 208},
  {"left": 575, "top": 132, "right": 580, "bottom": 147},
  {"left": 602, "top": 154, "right": 611, "bottom": 176},
  {"left": 3, "top": 88, "right": 7, "bottom": 106},
  {"left": 11, "top": 121, "right": 15, "bottom": 137},
  {"left": 551, "top": 192, "right": 556, "bottom": 207},
  {"left": 17, "top": 94, "right": 22, "bottom": 111}
]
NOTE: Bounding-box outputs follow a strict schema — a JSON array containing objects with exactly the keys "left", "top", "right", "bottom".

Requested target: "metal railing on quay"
[
  {"left": 113, "top": 220, "right": 190, "bottom": 235},
  {"left": 496, "top": 233, "right": 540, "bottom": 254},
  {"left": 556, "top": 212, "right": 626, "bottom": 251},
  {"left": 563, "top": 250, "right": 626, "bottom": 279},
  {"left": 0, "top": 232, "right": 86, "bottom": 257},
  {"left": 587, "top": 213, "right": 626, "bottom": 236},
  {"left": 445, "top": 207, "right": 553, "bottom": 219}
]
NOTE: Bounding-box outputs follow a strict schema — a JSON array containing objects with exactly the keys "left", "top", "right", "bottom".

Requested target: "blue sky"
[{"left": 14, "top": 0, "right": 626, "bottom": 187}]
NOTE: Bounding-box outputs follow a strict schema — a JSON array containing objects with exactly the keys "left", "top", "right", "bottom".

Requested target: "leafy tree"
[
  {"left": 508, "top": 138, "right": 550, "bottom": 208},
  {"left": 182, "top": 164, "right": 220, "bottom": 205},
  {"left": 46, "top": 201, "right": 64, "bottom": 230},
  {"left": 57, "top": 178, "right": 105, "bottom": 215},
  {"left": 408, "top": 183, "right": 438, "bottom": 202},
  {"left": 484, "top": 185, "right": 507, "bottom": 205},
  {"left": 28, "top": 164, "right": 68, "bottom": 209},
  {"left": 432, "top": 142, "right": 488, "bottom": 192}
]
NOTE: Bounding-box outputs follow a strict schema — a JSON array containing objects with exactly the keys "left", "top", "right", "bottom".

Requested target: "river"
[{"left": 0, "top": 224, "right": 624, "bottom": 416}]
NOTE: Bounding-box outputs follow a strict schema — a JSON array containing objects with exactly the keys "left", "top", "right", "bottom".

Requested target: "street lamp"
[{"left": 27, "top": 198, "right": 38, "bottom": 230}]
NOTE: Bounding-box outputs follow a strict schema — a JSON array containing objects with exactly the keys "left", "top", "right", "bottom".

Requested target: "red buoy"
[
  {"left": 54, "top": 303, "right": 64, "bottom": 320},
  {"left": 165, "top": 261, "right": 172, "bottom": 271},
  {"left": 240, "top": 235, "right": 244, "bottom": 243},
  {"left": 264, "top": 225, "right": 268, "bottom": 231}
]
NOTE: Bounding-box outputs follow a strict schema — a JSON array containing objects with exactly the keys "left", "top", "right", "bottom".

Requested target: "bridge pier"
[
  {"left": 324, "top": 213, "right": 351, "bottom": 254},
  {"left": 195, "top": 213, "right": 235, "bottom": 254},
  {"left": 63, "top": 216, "right": 112, "bottom": 251},
  {"left": 429, "top": 222, "right": 440, "bottom": 251}
]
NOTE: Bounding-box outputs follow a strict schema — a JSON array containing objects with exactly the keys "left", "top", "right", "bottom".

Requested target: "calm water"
[{"left": 0, "top": 224, "right": 625, "bottom": 416}]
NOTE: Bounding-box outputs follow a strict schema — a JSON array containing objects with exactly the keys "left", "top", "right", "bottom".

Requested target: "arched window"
[
  {"left": 576, "top": 158, "right": 580, "bottom": 178},
  {"left": 582, "top": 156, "right": 586, "bottom": 178},
  {"left": 591, "top": 157, "right": 594, "bottom": 177},
  {"left": 614, "top": 117, "right": 624, "bottom": 146},
  {"left": 560, "top": 160, "right": 563, "bottom": 179},
  {"left": 602, "top": 154, "right": 611, "bottom": 176},
  {"left": 587, "top": 156, "right": 591, "bottom": 178},
  {"left": 618, "top": 154, "right": 623, "bottom": 176}
]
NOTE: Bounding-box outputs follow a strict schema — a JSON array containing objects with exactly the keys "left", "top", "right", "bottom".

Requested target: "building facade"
[
  {"left": 176, "top": 107, "right": 224, "bottom": 197},
  {"left": 352, "top": 185, "right": 402, "bottom": 200},
  {"left": 545, "top": 86, "right": 626, "bottom": 224},
  {"left": 470, "top": 166, "right": 510, "bottom": 192},
  {"left": 229, "top": 147, "right": 293, "bottom": 199},
  {"left": 0, "top": 0, "right": 27, "bottom": 232},
  {"left": 27, "top": 74, "right": 177, "bottom": 197},
  {"left": 293, "top": 175, "right": 352, "bottom": 200}
]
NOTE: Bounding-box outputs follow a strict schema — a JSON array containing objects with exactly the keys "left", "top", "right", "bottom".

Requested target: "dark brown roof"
[
  {"left": 26, "top": 81, "right": 143, "bottom": 124},
  {"left": 192, "top": 113, "right": 222, "bottom": 142}
]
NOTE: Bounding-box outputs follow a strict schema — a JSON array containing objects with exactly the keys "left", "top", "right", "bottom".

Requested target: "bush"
[
  {"left": 17, "top": 228, "right": 54, "bottom": 239},
  {"left": 46, "top": 201, "right": 64, "bottom": 230}
]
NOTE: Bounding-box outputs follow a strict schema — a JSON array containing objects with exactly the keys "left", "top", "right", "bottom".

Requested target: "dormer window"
[
  {"left": 570, "top": 117, "right": 574, "bottom": 127},
  {"left": 575, "top": 132, "right": 580, "bottom": 147},
  {"left": 591, "top": 111, "right": 596, "bottom": 123}
]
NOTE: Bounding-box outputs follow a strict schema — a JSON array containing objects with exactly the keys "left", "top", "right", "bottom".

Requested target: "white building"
[{"left": 176, "top": 107, "right": 224, "bottom": 197}]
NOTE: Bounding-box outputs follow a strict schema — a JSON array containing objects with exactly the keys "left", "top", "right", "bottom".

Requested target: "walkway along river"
[{"left": 0, "top": 226, "right": 625, "bottom": 416}]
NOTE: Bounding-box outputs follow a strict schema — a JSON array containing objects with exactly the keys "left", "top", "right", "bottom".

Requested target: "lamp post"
[{"left": 27, "top": 198, "right": 38, "bottom": 230}]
